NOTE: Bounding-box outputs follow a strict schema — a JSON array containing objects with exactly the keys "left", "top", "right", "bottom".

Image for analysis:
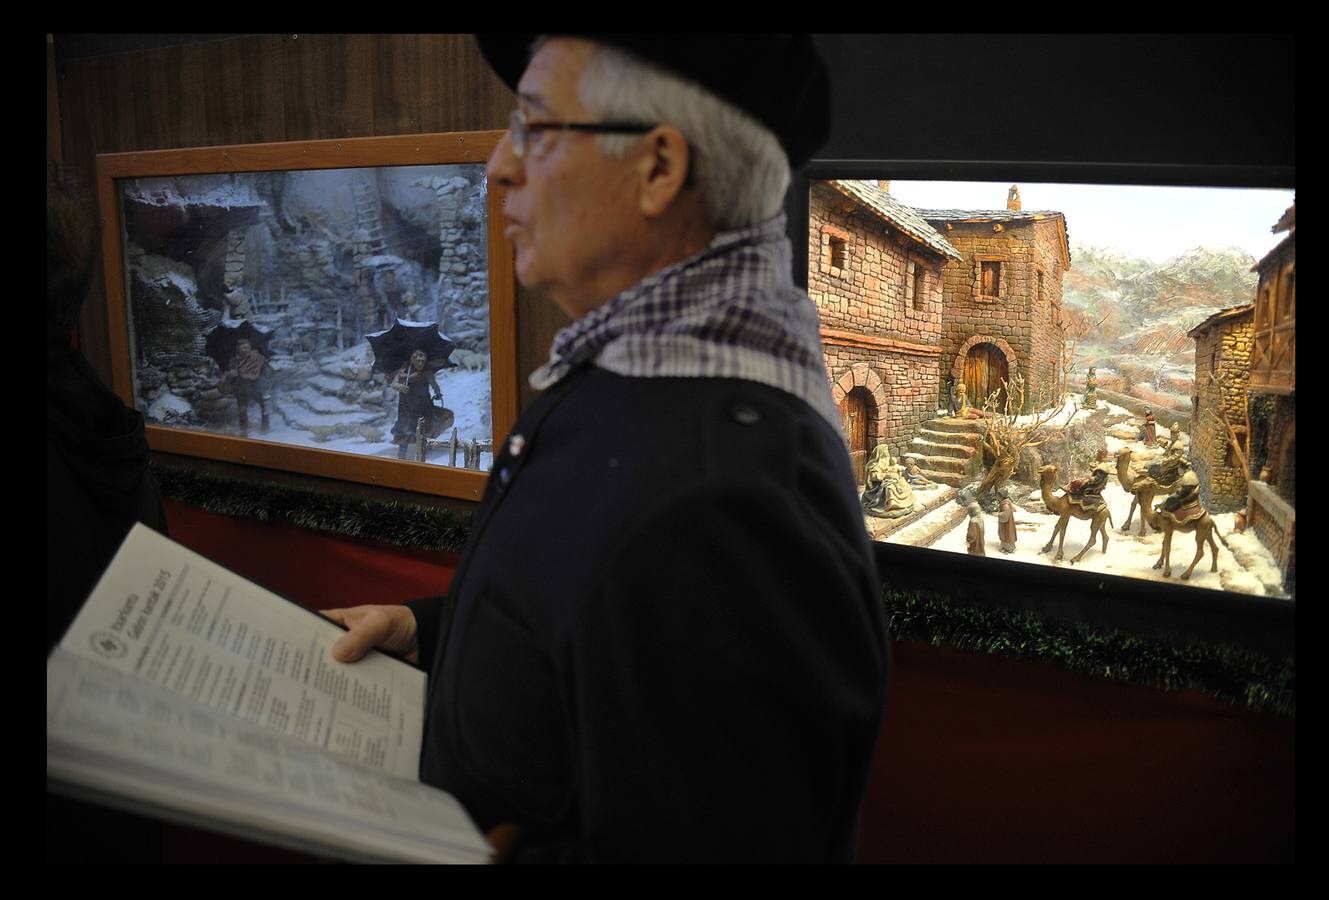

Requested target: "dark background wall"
[{"left": 813, "top": 34, "right": 1293, "bottom": 167}]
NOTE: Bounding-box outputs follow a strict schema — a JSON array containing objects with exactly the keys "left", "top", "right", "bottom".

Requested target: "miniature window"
[
  {"left": 981, "top": 261, "right": 1001, "bottom": 297},
  {"left": 829, "top": 235, "right": 847, "bottom": 269}
]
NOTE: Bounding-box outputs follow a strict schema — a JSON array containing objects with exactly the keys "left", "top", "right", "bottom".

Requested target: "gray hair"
[{"left": 574, "top": 42, "right": 791, "bottom": 232}]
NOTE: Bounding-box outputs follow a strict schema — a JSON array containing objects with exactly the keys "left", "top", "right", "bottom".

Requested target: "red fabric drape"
[{"left": 163, "top": 499, "right": 459, "bottom": 610}]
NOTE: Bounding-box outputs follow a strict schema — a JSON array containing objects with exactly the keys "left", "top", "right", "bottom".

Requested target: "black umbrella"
[
  {"left": 367, "top": 320, "right": 456, "bottom": 375},
  {"left": 205, "top": 320, "right": 274, "bottom": 368}
]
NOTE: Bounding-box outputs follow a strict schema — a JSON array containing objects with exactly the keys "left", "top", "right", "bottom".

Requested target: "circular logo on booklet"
[{"left": 90, "top": 631, "right": 128, "bottom": 660}]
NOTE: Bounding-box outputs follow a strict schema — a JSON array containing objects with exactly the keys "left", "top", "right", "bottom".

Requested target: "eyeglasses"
[{"left": 507, "top": 109, "right": 657, "bottom": 159}]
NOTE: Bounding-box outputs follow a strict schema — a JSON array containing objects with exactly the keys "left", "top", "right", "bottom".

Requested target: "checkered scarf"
[{"left": 529, "top": 214, "right": 839, "bottom": 429}]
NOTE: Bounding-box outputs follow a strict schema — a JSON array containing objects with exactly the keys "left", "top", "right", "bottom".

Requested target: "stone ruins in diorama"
[
  {"left": 809, "top": 182, "right": 1294, "bottom": 598},
  {"left": 121, "top": 165, "right": 494, "bottom": 468}
]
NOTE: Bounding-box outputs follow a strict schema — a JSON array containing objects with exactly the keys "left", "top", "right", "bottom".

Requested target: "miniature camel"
[
  {"left": 1143, "top": 499, "right": 1219, "bottom": 580},
  {"left": 1114, "top": 447, "right": 1179, "bottom": 536},
  {"left": 1038, "top": 464, "right": 1114, "bottom": 563}
]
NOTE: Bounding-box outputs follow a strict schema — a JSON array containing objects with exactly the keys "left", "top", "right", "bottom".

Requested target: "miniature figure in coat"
[
  {"left": 322, "top": 35, "right": 888, "bottom": 864},
  {"left": 390, "top": 349, "right": 443, "bottom": 459},
  {"left": 225, "top": 339, "right": 268, "bottom": 435}
]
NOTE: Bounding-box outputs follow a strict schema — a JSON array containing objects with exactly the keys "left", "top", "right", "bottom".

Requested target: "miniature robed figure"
[
  {"left": 966, "top": 502, "right": 986, "bottom": 555},
  {"left": 861, "top": 444, "right": 915, "bottom": 519},
  {"left": 1083, "top": 366, "right": 1098, "bottom": 409},
  {"left": 1065, "top": 465, "right": 1109, "bottom": 509},
  {"left": 1158, "top": 462, "right": 1200, "bottom": 514},
  {"left": 997, "top": 490, "right": 1018, "bottom": 553}
]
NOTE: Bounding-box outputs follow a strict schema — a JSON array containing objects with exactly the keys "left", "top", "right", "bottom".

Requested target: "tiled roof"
[
  {"left": 826, "top": 181, "right": 962, "bottom": 261},
  {"left": 1186, "top": 303, "right": 1254, "bottom": 338},
  {"left": 918, "top": 206, "right": 1072, "bottom": 267},
  {"left": 915, "top": 208, "right": 1065, "bottom": 224}
]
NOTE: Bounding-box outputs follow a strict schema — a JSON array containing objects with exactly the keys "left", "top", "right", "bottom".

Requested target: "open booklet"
[{"left": 47, "top": 523, "right": 491, "bottom": 864}]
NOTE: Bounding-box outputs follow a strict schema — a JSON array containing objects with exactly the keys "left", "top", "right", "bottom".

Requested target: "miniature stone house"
[
  {"left": 1246, "top": 203, "right": 1295, "bottom": 592},
  {"left": 917, "top": 187, "right": 1070, "bottom": 414},
  {"left": 1187, "top": 304, "right": 1254, "bottom": 513},
  {"left": 808, "top": 180, "right": 961, "bottom": 481}
]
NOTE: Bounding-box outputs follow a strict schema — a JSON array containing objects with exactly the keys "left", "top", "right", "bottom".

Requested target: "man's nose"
[{"left": 487, "top": 129, "right": 523, "bottom": 187}]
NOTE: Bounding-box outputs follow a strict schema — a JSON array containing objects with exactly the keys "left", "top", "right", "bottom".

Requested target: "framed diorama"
[
  {"left": 794, "top": 161, "right": 1296, "bottom": 606},
  {"left": 97, "top": 131, "right": 516, "bottom": 501}
]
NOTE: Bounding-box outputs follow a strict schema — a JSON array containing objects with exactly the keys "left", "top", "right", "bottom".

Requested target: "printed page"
[
  {"left": 47, "top": 649, "right": 490, "bottom": 864},
  {"left": 59, "top": 524, "right": 424, "bottom": 780}
]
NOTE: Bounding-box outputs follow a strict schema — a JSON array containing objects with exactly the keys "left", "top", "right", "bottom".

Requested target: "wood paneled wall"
[{"left": 53, "top": 34, "right": 568, "bottom": 422}]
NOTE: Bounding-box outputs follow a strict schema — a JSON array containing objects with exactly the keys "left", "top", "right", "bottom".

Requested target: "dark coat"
[
  {"left": 408, "top": 365, "right": 889, "bottom": 863},
  {"left": 47, "top": 337, "right": 167, "bottom": 651}
]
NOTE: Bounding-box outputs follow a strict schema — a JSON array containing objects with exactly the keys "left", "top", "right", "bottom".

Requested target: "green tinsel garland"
[
  {"left": 884, "top": 587, "right": 1295, "bottom": 719},
  {"left": 150, "top": 462, "right": 1293, "bottom": 717},
  {"left": 151, "top": 463, "right": 473, "bottom": 552}
]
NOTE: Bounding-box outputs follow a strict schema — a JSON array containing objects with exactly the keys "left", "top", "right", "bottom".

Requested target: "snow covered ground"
[
  {"left": 883, "top": 400, "right": 1291, "bottom": 600},
  {"left": 212, "top": 355, "right": 495, "bottom": 471}
]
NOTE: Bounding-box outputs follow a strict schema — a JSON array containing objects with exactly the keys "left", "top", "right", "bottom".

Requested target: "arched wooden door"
[
  {"left": 840, "top": 387, "right": 874, "bottom": 485},
  {"left": 963, "top": 343, "right": 1009, "bottom": 412}
]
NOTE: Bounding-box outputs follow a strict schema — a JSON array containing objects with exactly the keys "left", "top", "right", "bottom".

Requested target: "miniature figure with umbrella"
[
  {"left": 206, "top": 320, "right": 274, "bottom": 436},
  {"left": 368, "top": 320, "right": 457, "bottom": 459}
]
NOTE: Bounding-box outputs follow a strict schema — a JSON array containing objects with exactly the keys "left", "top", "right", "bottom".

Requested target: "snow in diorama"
[
  {"left": 117, "top": 163, "right": 496, "bottom": 471},
  {"left": 809, "top": 179, "right": 1295, "bottom": 599}
]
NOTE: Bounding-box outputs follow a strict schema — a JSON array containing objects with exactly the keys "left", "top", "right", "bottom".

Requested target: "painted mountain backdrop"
[{"left": 1063, "top": 244, "right": 1257, "bottom": 412}]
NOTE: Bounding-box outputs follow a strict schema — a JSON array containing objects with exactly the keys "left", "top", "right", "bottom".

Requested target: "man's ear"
[{"left": 637, "top": 126, "right": 691, "bottom": 218}]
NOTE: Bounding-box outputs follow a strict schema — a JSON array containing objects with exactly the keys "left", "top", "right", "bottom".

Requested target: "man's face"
[{"left": 486, "top": 38, "right": 643, "bottom": 320}]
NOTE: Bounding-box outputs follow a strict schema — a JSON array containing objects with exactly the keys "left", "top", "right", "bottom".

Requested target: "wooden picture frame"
[{"left": 97, "top": 131, "right": 516, "bottom": 501}]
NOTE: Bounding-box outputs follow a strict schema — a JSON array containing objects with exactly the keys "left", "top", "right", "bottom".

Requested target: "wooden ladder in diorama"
[{"left": 352, "top": 174, "right": 388, "bottom": 257}]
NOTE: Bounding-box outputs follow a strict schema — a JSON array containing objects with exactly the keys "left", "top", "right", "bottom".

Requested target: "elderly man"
[{"left": 326, "top": 35, "right": 887, "bottom": 863}]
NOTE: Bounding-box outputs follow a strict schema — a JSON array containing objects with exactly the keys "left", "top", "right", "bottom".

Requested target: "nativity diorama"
[
  {"left": 810, "top": 179, "right": 1295, "bottom": 599},
  {"left": 113, "top": 160, "right": 496, "bottom": 472}
]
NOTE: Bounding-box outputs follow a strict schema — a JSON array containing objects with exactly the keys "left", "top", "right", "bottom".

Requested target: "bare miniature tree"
[
  {"left": 1134, "top": 325, "right": 1193, "bottom": 401},
  {"left": 975, "top": 376, "right": 1075, "bottom": 500},
  {"left": 1059, "top": 308, "right": 1110, "bottom": 402}
]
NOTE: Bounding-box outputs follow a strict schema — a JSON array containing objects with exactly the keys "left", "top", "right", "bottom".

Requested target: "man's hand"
[{"left": 322, "top": 604, "right": 419, "bottom": 664}]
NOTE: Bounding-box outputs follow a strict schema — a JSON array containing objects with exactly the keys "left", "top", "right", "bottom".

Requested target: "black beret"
[{"left": 474, "top": 34, "right": 830, "bottom": 169}]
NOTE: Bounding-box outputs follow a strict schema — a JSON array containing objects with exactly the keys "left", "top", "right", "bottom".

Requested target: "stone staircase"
[{"left": 902, "top": 415, "right": 986, "bottom": 487}]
